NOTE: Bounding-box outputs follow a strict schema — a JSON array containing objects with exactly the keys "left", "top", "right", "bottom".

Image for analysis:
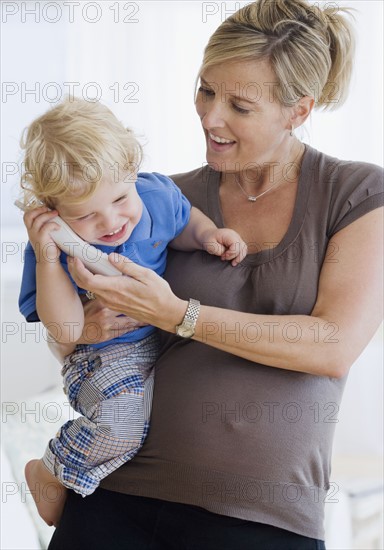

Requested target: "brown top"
[{"left": 101, "top": 145, "right": 384, "bottom": 539}]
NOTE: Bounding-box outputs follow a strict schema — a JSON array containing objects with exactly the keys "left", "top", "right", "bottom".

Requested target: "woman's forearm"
[
  {"left": 66, "top": 211, "right": 383, "bottom": 380},
  {"left": 182, "top": 210, "right": 383, "bottom": 379},
  {"left": 191, "top": 306, "right": 347, "bottom": 378},
  {"left": 62, "top": 258, "right": 353, "bottom": 377}
]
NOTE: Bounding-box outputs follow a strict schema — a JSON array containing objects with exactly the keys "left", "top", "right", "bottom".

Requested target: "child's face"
[{"left": 55, "top": 173, "right": 142, "bottom": 246}]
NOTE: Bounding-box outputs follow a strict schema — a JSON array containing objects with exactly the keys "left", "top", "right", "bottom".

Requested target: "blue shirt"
[{"left": 19, "top": 172, "right": 191, "bottom": 349}]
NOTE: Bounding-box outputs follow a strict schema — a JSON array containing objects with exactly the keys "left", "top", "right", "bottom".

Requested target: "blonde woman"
[{"left": 50, "top": 1, "right": 383, "bottom": 548}]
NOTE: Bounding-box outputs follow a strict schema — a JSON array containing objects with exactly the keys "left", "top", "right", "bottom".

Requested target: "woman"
[{"left": 48, "top": 1, "right": 383, "bottom": 548}]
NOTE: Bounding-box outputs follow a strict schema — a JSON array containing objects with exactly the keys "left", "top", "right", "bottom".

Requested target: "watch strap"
[{"left": 175, "top": 298, "right": 200, "bottom": 338}]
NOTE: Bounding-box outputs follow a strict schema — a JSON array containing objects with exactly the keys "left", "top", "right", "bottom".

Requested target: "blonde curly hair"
[{"left": 20, "top": 98, "right": 142, "bottom": 210}]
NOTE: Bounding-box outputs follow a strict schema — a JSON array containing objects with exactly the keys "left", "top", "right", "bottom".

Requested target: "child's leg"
[
  {"left": 43, "top": 334, "right": 158, "bottom": 495},
  {"left": 24, "top": 362, "right": 153, "bottom": 528}
]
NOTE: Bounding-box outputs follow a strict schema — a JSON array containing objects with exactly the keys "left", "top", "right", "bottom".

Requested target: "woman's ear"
[{"left": 290, "top": 96, "right": 315, "bottom": 128}]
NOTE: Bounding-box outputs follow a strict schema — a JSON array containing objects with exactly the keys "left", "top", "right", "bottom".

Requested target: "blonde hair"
[
  {"left": 20, "top": 98, "right": 142, "bottom": 209},
  {"left": 199, "top": 0, "right": 355, "bottom": 110}
]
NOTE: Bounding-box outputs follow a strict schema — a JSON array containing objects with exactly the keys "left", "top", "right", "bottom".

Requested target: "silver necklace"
[
  {"left": 235, "top": 145, "right": 304, "bottom": 203},
  {"left": 235, "top": 176, "right": 284, "bottom": 202}
]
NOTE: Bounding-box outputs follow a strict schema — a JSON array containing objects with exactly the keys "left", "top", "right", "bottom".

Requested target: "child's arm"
[
  {"left": 23, "top": 207, "right": 85, "bottom": 343},
  {"left": 170, "top": 206, "right": 247, "bottom": 266}
]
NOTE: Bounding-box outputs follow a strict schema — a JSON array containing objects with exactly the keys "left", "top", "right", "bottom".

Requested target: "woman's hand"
[
  {"left": 78, "top": 298, "right": 148, "bottom": 345},
  {"left": 67, "top": 254, "right": 188, "bottom": 333},
  {"left": 47, "top": 298, "right": 147, "bottom": 363}
]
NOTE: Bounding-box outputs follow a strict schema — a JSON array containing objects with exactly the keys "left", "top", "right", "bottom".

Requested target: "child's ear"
[{"left": 44, "top": 198, "right": 56, "bottom": 210}]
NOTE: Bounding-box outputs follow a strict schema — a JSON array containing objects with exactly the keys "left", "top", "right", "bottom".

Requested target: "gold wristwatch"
[{"left": 175, "top": 298, "right": 200, "bottom": 338}]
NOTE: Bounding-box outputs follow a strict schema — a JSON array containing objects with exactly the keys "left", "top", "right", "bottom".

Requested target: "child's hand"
[
  {"left": 202, "top": 228, "right": 247, "bottom": 266},
  {"left": 23, "top": 206, "right": 61, "bottom": 263}
]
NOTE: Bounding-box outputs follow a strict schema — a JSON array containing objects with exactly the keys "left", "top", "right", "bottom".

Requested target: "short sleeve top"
[{"left": 101, "top": 145, "right": 383, "bottom": 539}]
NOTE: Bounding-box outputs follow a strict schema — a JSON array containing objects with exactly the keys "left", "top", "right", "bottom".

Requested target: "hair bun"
[{"left": 200, "top": 0, "right": 356, "bottom": 111}]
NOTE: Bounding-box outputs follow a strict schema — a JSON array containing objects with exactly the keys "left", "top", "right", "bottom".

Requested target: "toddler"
[{"left": 18, "top": 98, "right": 247, "bottom": 526}]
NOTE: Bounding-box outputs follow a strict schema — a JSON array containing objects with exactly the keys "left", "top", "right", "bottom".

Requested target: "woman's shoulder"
[
  {"left": 304, "top": 145, "right": 383, "bottom": 235},
  {"left": 170, "top": 165, "right": 216, "bottom": 192},
  {"left": 169, "top": 165, "right": 217, "bottom": 212},
  {"left": 305, "top": 144, "right": 383, "bottom": 192}
]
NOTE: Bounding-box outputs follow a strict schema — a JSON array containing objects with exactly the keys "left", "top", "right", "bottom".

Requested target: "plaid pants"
[{"left": 42, "top": 333, "right": 159, "bottom": 496}]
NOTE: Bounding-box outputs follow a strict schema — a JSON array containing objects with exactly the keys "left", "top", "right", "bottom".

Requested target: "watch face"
[{"left": 176, "top": 326, "right": 194, "bottom": 338}]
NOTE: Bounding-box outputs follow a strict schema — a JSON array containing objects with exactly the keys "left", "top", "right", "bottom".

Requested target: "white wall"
[{"left": 2, "top": 1, "right": 382, "bottom": 225}]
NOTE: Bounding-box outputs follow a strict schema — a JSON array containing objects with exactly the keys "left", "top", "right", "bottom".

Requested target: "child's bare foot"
[{"left": 25, "top": 459, "right": 67, "bottom": 527}]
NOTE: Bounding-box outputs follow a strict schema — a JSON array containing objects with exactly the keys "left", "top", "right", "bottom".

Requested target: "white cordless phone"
[{"left": 15, "top": 201, "right": 123, "bottom": 276}]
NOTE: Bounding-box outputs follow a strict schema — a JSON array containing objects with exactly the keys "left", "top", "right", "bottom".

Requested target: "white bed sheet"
[{"left": 1, "top": 446, "right": 42, "bottom": 550}]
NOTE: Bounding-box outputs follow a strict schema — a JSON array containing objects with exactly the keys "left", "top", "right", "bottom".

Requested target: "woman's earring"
[{"left": 290, "top": 124, "right": 294, "bottom": 137}]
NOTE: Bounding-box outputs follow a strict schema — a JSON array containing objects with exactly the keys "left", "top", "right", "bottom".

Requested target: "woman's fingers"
[
  {"left": 83, "top": 299, "right": 145, "bottom": 330},
  {"left": 68, "top": 254, "right": 150, "bottom": 292},
  {"left": 67, "top": 257, "right": 103, "bottom": 290},
  {"left": 80, "top": 300, "right": 141, "bottom": 344},
  {"left": 68, "top": 256, "right": 150, "bottom": 316},
  {"left": 69, "top": 253, "right": 183, "bottom": 332},
  {"left": 108, "top": 253, "right": 153, "bottom": 280}
]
